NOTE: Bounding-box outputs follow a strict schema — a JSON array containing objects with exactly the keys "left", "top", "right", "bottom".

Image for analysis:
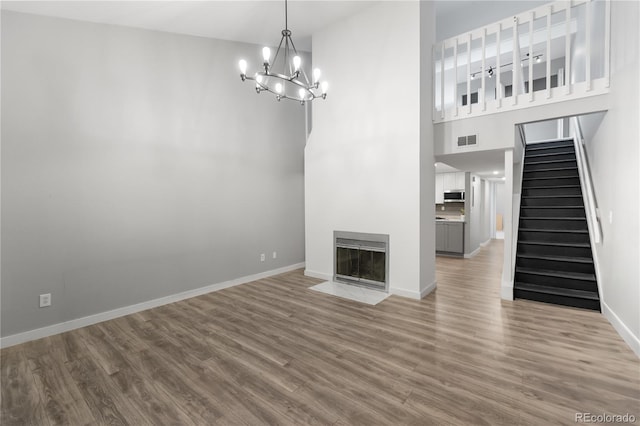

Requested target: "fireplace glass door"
[{"left": 335, "top": 240, "right": 386, "bottom": 289}]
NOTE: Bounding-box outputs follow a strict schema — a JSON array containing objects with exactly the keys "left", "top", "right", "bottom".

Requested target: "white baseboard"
[
  {"left": 501, "top": 278, "right": 514, "bottom": 300},
  {"left": 0, "top": 262, "right": 305, "bottom": 349},
  {"left": 464, "top": 246, "right": 481, "bottom": 259},
  {"left": 304, "top": 269, "right": 332, "bottom": 281},
  {"left": 390, "top": 281, "right": 436, "bottom": 300},
  {"left": 602, "top": 301, "right": 640, "bottom": 358},
  {"left": 421, "top": 280, "right": 437, "bottom": 298},
  {"left": 480, "top": 238, "right": 492, "bottom": 247}
]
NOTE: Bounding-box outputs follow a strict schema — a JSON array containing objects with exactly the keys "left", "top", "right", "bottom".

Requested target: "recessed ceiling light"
[
  {"left": 501, "top": 177, "right": 506, "bottom": 180},
  {"left": 493, "top": 171, "right": 499, "bottom": 175}
]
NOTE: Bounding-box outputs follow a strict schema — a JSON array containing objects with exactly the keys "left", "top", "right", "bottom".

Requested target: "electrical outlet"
[
  {"left": 260, "top": 253, "right": 265, "bottom": 262},
  {"left": 39, "top": 293, "right": 51, "bottom": 308},
  {"left": 272, "top": 251, "right": 277, "bottom": 259}
]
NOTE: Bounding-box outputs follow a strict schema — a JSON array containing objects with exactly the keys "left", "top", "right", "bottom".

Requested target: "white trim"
[
  {"left": 390, "top": 280, "right": 437, "bottom": 300},
  {"left": 464, "top": 246, "right": 481, "bottom": 258},
  {"left": 480, "top": 238, "right": 492, "bottom": 247},
  {"left": 0, "top": 262, "right": 305, "bottom": 349},
  {"left": 421, "top": 280, "right": 437, "bottom": 298},
  {"left": 602, "top": 301, "right": 640, "bottom": 358},
  {"left": 501, "top": 278, "right": 514, "bottom": 300},
  {"left": 304, "top": 269, "right": 332, "bottom": 281}
]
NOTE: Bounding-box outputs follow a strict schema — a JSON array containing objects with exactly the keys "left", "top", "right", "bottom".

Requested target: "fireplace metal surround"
[{"left": 333, "top": 231, "right": 389, "bottom": 292}]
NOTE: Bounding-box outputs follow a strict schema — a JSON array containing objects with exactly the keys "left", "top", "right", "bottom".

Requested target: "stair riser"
[
  {"left": 516, "top": 258, "right": 595, "bottom": 274},
  {"left": 520, "top": 208, "right": 585, "bottom": 218},
  {"left": 522, "top": 177, "right": 580, "bottom": 188},
  {"left": 519, "top": 218, "right": 588, "bottom": 230},
  {"left": 519, "top": 230, "right": 590, "bottom": 243},
  {"left": 523, "top": 160, "right": 577, "bottom": 172},
  {"left": 521, "top": 197, "right": 584, "bottom": 207},
  {"left": 525, "top": 153, "right": 576, "bottom": 163},
  {"left": 522, "top": 187, "right": 582, "bottom": 197},
  {"left": 522, "top": 164, "right": 578, "bottom": 179},
  {"left": 526, "top": 146, "right": 575, "bottom": 155},
  {"left": 517, "top": 243, "right": 592, "bottom": 258},
  {"left": 515, "top": 272, "right": 598, "bottom": 292},
  {"left": 514, "top": 289, "right": 600, "bottom": 311},
  {"left": 526, "top": 140, "right": 573, "bottom": 150}
]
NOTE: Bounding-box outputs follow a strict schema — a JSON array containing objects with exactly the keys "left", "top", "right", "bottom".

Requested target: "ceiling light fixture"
[
  {"left": 237, "top": 0, "right": 327, "bottom": 105},
  {"left": 470, "top": 53, "right": 543, "bottom": 80}
]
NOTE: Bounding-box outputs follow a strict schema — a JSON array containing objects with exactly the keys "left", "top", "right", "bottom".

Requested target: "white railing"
[
  {"left": 570, "top": 117, "right": 601, "bottom": 244},
  {"left": 433, "top": 0, "right": 610, "bottom": 123}
]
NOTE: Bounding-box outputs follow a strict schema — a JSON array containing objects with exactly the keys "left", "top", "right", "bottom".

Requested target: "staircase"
[{"left": 515, "top": 138, "right": 600, "bottom": 311}]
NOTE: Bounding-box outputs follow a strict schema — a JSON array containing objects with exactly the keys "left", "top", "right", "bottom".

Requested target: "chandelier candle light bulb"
[
  {"left": 262, "top": 47, "right": 271, "bottom": 65},
  {"left": 236, "top": 0, "right": 328, "bottom": 104}
]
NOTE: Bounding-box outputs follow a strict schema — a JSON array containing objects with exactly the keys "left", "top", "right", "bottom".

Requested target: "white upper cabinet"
[
  {"left": 455, "top": 172, "right": 466, "bottom": 191},
  {"left": 435, "top": 174, "right": 444, "bottom": 204},
  {"left": 436, "top": 171, "right": 467, "bottom": 204},
  {"left": 443, "top": 173, "right": 456, "bottom": 191}
]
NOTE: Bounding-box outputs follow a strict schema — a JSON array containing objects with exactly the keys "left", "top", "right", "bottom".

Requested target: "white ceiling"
[
  {"left": 436, "top": 149, "right": 507, "bottom": 179},
  {"left": 1, "top": 1, "right": 380, "bottom": 51}
]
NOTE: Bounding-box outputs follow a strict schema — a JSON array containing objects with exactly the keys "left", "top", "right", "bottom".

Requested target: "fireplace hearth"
[{"left": 334, "top": 231, "right": 389, "bottom": 291}]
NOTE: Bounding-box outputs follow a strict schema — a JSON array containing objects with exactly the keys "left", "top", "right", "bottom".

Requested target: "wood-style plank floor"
[{"left": 2, "top": 240, "right": 639, "bottom": 425}]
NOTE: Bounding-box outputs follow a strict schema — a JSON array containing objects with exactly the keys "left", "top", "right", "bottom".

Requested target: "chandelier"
[{"left": 237, "top": 0, "right": 328, "bottom": 104}]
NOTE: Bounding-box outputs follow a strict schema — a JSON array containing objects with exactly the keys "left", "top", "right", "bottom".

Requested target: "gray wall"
[
  {"left": 580, "top": 1, "right": 640, "bottom": 350},
  {"left": 524, "top": 119, "right": 561, "bottom": 142},
  {"left": 1, "top": 12, "right": 306, "bottom": 337}
]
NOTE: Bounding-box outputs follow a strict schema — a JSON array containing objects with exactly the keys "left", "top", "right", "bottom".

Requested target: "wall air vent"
[{"left": 456, "top": 134, "right": 478, "bottom": 148}]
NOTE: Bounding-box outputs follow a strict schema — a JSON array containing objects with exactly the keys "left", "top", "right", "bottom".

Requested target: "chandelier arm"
[{"left": 271, "top": 33, "right": 287, "bottom": 72}]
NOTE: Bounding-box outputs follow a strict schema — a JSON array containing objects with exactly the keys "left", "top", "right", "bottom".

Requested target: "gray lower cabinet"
[{"left": 436, "top": 222, "right": 464, "bottom": 254}]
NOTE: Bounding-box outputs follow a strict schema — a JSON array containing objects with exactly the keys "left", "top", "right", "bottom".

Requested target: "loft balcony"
[{"left": 433, "top": 0, "right": 610, "bottom": 123}]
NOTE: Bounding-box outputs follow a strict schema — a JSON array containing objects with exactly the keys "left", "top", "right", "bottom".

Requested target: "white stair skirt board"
[
  {"left": 602, "top": 301, "right": 640, "bottom": 358},
  {"left": 310, "top": 281, "right": 390, "bottom": 305},
  {"left": 0, "top": 262, "right": 306, "bottom": 349}
]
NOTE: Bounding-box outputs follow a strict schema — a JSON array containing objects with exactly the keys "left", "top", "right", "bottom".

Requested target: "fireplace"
[{"left": 334, "top": 231, "right": 389, "bottom": 291}]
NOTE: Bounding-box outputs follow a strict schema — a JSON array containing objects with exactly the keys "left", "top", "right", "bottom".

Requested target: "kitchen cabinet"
[
  {"left": 435, "top": 174, "right": 444, "bottom": 204},
  {"left": 455, "top": 172, "right": 466, "bottom": 191},
  {"left": 436, "top": 222, "right": 464, "bottom": 254},
  {"left": 439, "top": 172, "right": 467, "bottom": 193},
  {"left": 443, "top": 173, "right": 456, "bottom": 191},
  {"left": 436, "top": 172, "right": 467, "bottom": 204}
]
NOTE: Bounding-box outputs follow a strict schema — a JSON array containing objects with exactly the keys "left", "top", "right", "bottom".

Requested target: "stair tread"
[
  {"left": 515, "top": 282, "right": 599, "bottom": 300},
  {"left": 516, "top": 266, "right": 596, "bottom": 281},
  {"left": 521, "top": 205, "right": 584, "bottom": 208},
  {"left": 523, "top": 176, "right": 578, "bottom": 181},
  {"left": 521, "top": 195, "right": 582, "bottom": 199},
  {"left": 526, "top": 151, "right": 575, "bottom": 158},
  {"left": 526, "top": 140, "right": 574, "bottom": 151},
  {"left": 520, "top": 216, "right": 586, "bottom": 221},
  {"left": 524, "top": 185, "right": 581, "bottom": 189},
  {"left": 518, "top": 241, "right": 590, "bottom": 248},
  {"left": 525, "top": 159, "right": 577, "bottom": 166},
  {"left": 519, "top": 228, "right": 588, "bottom": 233},
  {"left": 523, "top": 167, "right": 578, "bottom": 173},
  {"left": 517, "top": 253, "right": 593, "bottom": 263}
]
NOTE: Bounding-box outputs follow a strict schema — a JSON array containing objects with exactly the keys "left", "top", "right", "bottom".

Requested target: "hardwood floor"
[{"left": 2, "top": 240, "right": 638, "bottom": 425}]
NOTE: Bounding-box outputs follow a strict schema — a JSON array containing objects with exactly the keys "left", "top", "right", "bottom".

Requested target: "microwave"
[{"left": 444, "top": 190, "right": 465, "bottom": 203}]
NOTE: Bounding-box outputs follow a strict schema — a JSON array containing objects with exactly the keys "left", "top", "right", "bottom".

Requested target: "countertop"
[{"left": 435, "top": 217, "right": 466, "bottom": 223}]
